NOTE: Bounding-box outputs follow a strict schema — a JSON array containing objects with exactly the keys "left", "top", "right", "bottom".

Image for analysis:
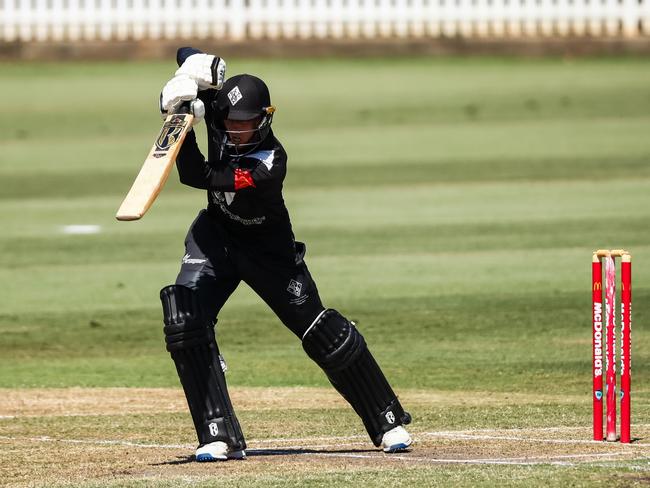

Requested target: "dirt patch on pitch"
[
  {"left": 1, "top": 387, "right": 645, "bottom": 487},
  {"left": 2, "top": 428, "right": 649, "bottom": 488},
  {"left": 0, "top": 387, "right": 582, "bottom": 418},
  {"left": 0, "top": 387, "right": 341, "bottom": 417}
]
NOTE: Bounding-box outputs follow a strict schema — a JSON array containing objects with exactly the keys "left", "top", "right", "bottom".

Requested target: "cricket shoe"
[
  {"left": 195, "top": 441, "right": 246, "bottom": 462},
  {"left": 381, "top": 426, "right": 412, "bottom": 453}
]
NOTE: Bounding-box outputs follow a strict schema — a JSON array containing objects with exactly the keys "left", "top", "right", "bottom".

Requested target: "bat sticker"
[{"left": 155, "top": 116, "right": 190, "bottom": 151}]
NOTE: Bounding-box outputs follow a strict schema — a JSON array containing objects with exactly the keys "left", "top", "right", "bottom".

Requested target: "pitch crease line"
[
  {"left": 424, "top": 432, "right": 645, "bottom": 446},
  {"left": 2, "top": 429, "right": 649, "bottom": 449},
  {"left": 0, "top": 435, "right": 193, "bottom": 450},
  {"left": 296, "top": 452, "right": 626, "bottom": 466},
  {"left": 3, "top": 431, "right": 649, "bottom": 451},
  {"left": 0, "top": 435, "right": 638, "bottom": 466}
]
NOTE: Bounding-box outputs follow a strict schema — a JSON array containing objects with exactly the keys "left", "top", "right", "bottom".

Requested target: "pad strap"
[
  {"left": 302, "top": 309, "right": 410, "bottom": 446},
  {"left": 161, "top": 285, "right": 246, "bottom": 450}
]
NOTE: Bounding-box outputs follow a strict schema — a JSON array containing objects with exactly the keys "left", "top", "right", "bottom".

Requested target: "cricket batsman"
[{"left": 158, "top": 47, "right": 412, "bottom": 461}]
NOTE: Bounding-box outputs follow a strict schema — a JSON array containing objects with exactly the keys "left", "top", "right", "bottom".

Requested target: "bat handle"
[{"left": 175, "top": 101, "right": 192, "bottom": 115}]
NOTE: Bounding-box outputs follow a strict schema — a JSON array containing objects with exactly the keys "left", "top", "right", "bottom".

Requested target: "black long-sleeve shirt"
[{"left": 175, "top": 48, "right": 296, "bottom": 260}]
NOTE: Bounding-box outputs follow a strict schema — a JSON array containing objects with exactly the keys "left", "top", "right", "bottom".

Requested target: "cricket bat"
[{"left": 116, "top": 108, "right": 193, "bottom": 221}]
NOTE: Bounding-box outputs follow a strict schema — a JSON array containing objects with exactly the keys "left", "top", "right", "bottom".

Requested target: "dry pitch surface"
[{"left": 2, "top": 388, "right": 649, "bottom": 487}]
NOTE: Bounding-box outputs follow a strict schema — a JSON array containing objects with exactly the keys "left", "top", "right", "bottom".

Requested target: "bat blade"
[{"left": 116, "top": 112, "right": 194, "bottom": 221}]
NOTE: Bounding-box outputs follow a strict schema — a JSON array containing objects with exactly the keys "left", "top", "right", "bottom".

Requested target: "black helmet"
[{"left": 211, "top": 74, "right": 275, "bottom": 157}]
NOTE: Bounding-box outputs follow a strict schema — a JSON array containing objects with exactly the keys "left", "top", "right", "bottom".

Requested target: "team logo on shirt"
[
  {"left": 210, "top": 191, "right": 266, "bottom": 225},
  {"left": 228, "top": 86, "right": 243, "bottom": 106},
  {"left": 287, "top": 279, "right": 302, "bottom": 297}
]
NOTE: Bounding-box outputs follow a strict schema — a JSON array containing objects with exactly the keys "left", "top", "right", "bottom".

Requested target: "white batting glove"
[
  {"left": 160, "top": 73, "right": 198, "bottom": 116},
  {"left": 175, "top": 53, "right": 227, "bottom": 90},
  {"left": 188, "top": 99, "right": 205, "bottom": 127}
]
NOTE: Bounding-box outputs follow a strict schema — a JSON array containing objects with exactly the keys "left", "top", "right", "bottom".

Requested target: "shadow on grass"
[
  {"left": 151, "top": 447, "right": 379, "bottom": 466},
  {"left": 246, "top": 448, "right": 378, "bottom": 456},
  {"left": 151, "top": 457, "right": 195, "bottom": 466}
]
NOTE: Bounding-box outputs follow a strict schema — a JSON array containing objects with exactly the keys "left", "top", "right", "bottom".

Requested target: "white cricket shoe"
[
  {"left": 381, "top": 426, "right": 412, "bottom": 453},
  {"left": 195, "top": 441, "right": 246, "bottom": 462}
]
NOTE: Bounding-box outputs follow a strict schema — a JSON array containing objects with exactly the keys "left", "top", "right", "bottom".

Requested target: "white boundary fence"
[{"left": 1, "top": 0, "right": 650, "bottom": 42}]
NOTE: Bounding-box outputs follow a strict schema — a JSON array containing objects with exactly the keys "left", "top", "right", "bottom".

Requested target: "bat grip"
[{"left": 175, "top": 101, "right": 192, "bottom": 115}]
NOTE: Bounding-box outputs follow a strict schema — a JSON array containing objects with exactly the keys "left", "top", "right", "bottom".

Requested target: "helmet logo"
[{"left": 227, "top": 86, "right": 243, "bottom": 106}]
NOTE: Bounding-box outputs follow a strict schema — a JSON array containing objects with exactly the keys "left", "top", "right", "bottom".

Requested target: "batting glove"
[
  {"left": 160, "top": 73, "right": 199, "bottom": 114},
  {"left": 175, "top": 53, "right": 227, "bottom": 90},
  {"left": 188, "top": 99, "right": 205, "bottom": 127}
]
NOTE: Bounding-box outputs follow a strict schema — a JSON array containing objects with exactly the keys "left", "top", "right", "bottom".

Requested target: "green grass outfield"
[{"left": 0, "top": 56, "right": 649, "bottom": 486}]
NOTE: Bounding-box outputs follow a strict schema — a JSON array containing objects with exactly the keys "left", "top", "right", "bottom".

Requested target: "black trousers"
[{"left": 175, "top": 210, "right": 325, "bottom": 338}]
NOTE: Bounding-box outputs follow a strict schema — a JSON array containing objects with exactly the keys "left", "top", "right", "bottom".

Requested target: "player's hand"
[
  {"left": 175, "top": 53, "right": 227, "bottom": 90},
  {"left": 159, "top": 81, "right": 205, "bottom": 127},
  {"left": 188, "top": 99, "right": 205, "bottom": 127},
  {"left": 160, "top": 74, "right": 199, "bottom": 116}
]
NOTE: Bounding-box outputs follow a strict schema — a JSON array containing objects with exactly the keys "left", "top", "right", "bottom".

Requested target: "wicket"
[{"left": 592, "top": 249, "right": 632, "bottom": 443}]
